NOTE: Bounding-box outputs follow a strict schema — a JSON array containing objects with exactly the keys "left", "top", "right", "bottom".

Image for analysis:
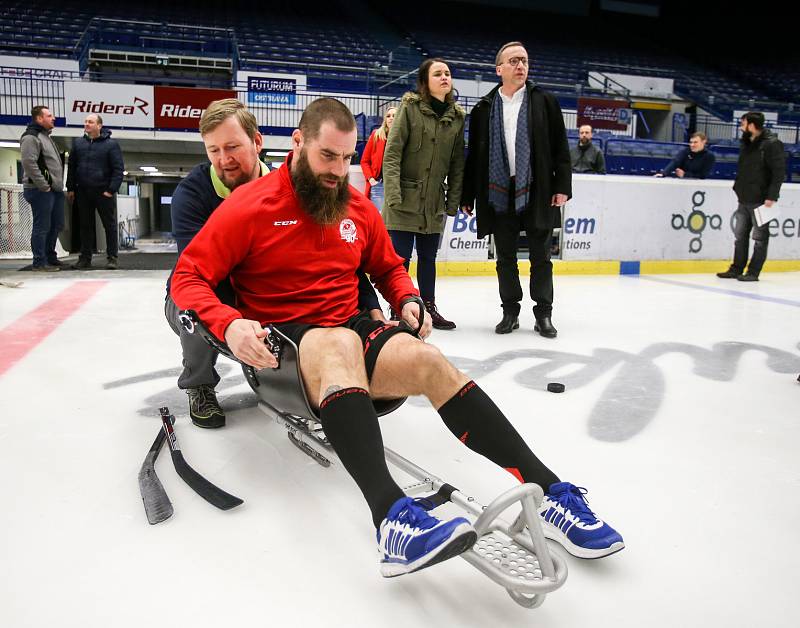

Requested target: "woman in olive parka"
[{"left": 382, "top": 57, "right": 465, "bottom": 329}]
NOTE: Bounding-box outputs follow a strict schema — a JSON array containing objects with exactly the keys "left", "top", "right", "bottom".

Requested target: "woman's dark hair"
[{"left": 417, "top": 57, "right": 454, "bottom": 104}]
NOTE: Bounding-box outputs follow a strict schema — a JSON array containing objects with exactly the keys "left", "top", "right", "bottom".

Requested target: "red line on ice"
[{"left": 0, "top": 280, "right": 108, "bottom": 377}]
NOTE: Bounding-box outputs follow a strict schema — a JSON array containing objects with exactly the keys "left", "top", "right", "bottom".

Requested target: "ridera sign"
[
  {"left": 71, "top": 97, "right": 150, "bottom": 116},
  {"left": 64, "top": 82, "right": 236, "bottom": 130},
  {"left": 154, "top": 86, "right": 236, "bottom": 129},
  {"left": 64, "top": 82, "right": 154, "bottom": 128}
]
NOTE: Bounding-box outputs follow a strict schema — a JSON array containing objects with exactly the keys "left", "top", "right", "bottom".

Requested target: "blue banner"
[{"left": 247, "top": 76, "right": 297, "bottom": 105}]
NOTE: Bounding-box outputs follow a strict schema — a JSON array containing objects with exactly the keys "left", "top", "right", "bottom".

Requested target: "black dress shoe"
[
  {"left": 534, "top": 316, "right": 558, "bottom": 338},
  {"left": 736, "top": 273, "right": 759, "bottom": 282},
  {"left": 495, "top": 313, "right": 519, "bottom": 334},
  {"left": 716, "top": 270, "right": 739, "bottom": 279}
]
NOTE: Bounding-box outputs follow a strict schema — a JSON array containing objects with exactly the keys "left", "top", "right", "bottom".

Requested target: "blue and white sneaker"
[
  {"left": 378, "top": 497, "right": 477, "bottom": 578},
  {"left": 538, "top": 482, "right": 625, "bottom": 559}
]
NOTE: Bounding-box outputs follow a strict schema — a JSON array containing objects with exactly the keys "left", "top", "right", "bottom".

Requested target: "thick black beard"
[
  {"left": 742, "top": 130, "right": 753, "bottom": 142},
  {"left": 291, "top": 150, "right": 351, "bottom": 225}
]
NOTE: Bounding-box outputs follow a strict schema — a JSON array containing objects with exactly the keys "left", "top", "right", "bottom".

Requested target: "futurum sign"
[{"left": 247, "top": 77, "right": 297, "bottom": 105}]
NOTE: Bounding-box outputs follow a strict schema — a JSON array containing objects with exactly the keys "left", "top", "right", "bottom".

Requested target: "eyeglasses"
[{"left": 505, "top": 57, "right": 529, "bottom": 67}]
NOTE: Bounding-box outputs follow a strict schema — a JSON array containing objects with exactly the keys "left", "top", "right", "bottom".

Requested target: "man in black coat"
[
  {"left": 654, "top": 132, "right": 715, "bottom": 179},
  {"left": 716, "top": 112, "right": 785, "bottom": 282},
  {"left": 67, "top": 114, "right": 124, "bottom": 270},
  {"left": 462, "top": 41, "right": 571, "bottom": 337}
]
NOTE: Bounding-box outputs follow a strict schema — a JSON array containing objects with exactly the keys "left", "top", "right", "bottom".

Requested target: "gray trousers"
[
  {"left": 731, "top": 202, "right": 770, "bottom": 277},
  {"left": 164, "top": 295, "right": 220, "bottom": 390}
]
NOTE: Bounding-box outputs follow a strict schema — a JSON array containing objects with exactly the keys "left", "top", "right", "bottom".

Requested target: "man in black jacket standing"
[
  {"left": 67, "top": 114, "right": 124, "bottom": 270},
  {"left": 461, "top": 41, "right": 571, "bottom": 337},
  {"left": 717, "top": 112, "right": 785, "bottom": 282}
]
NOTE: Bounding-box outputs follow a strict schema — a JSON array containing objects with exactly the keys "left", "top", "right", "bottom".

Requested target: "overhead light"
[
  {"left": 140, "top": 166, "right": 158, "bottom": 172},
  {"left": 123, "top": 170, "right": 128, "bottom": 175},
  {"left": 265, "top": 151, "right": 289, "bottom": 156},
  {"left": 0, "top": 141, "right": 19, "bottom": 148}
]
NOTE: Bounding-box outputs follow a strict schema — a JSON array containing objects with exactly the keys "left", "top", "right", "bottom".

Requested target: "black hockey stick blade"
[
  {"left": 159, "top": 407, "right": 244, "bottom": 511},
  {"left": 138, "top": 421, "right": 174, "bottom": 525}
]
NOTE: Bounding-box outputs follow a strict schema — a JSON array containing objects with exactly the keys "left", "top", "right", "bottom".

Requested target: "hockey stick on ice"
[
  {"left": 138, "top": 416, "right": 174, "bottom": 525},
  {"left": 159, "top": 407, "right": 244, "bottom": 511}
]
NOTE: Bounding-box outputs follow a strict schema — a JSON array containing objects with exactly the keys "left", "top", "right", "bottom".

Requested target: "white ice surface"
[{"left": 1, "top": 271, "right": 798, "bottom": 628}]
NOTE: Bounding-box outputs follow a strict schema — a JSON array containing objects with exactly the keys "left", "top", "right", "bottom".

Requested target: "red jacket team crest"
[{"left": 339, "top": 218, "right": 357, "bottom": 243}]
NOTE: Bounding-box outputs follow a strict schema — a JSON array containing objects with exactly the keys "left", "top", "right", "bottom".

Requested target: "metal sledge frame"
[{"left": 179, "top": 309, "right": 568, "bottom": 609}]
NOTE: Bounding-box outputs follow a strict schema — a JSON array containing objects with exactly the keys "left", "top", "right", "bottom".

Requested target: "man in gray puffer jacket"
[{"left": 20, "top": 105, "right": 65, "bottom": 271}]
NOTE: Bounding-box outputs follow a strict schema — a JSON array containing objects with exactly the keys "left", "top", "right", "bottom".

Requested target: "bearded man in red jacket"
[{"left": 171, "top": 98, "right": 623, "bottom": 578}]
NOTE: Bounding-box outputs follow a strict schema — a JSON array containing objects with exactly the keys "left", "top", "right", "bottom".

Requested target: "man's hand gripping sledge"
[{"left": 224, "top": 319, "right": 279, "bottom": 369}]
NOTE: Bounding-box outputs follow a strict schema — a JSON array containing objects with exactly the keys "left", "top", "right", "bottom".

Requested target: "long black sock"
[
  {"left": 438, "top": 381, "right": 560, "bottom": 491},
  {"left": 319, "top": 387, "right": 405, "bottom": 528}
]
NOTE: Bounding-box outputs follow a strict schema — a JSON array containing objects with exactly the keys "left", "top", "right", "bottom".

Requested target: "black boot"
[
  {"left": 534, "top": 316, "right": 557, "bottom": 338},
  {"left": 424, "top": 299, "right": 456, "bottom": 330},
  {"left": 187, "top": 385, "right": 226, "bottom": 428},
  {"left": 495, "top": 312, "right": 519, "bottom": 334}
]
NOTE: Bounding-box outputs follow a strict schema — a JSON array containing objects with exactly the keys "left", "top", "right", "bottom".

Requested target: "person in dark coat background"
[
  {"left": 67, "top": 113, "right": 124, "bottom": 269},
  {"left": 461, "top": 41, "right": 571, "bottom": 337},
  {"left": 570, "top": 124, "right": 606, "bottom": 174},
  {"left": 717, "top": 112, "right": 785, "bottom": 282},
  {"left": 654, "top": 132, "right": 715, "bottom": 179}
]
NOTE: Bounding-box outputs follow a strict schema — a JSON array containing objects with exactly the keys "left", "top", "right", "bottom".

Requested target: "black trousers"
[
  {"left": 388, "top": 230, "right": 441, "bottom": 300},
  {"left": 76, "top": 187, "right": 118, "bottom": 260},
  {"left": 493, "top": 183, "right": 553, "bottom": 318}
]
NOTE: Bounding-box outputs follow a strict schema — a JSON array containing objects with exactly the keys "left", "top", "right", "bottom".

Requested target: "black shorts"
[{"left": 274, "top": 311, "right": 415, "bottom": 380}]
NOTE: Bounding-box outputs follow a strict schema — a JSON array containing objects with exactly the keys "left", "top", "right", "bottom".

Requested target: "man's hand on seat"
[
  {"left": 401, "top": 301, "right": 432, "bottom": 339},
  {"left": 224, "top": 318, "right": 278, "bottom": 369}
]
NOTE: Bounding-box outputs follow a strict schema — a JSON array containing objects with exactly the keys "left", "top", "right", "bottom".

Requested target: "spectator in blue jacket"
[
  {"left": 655, "top": 132, "right": 715, "bottom": 179},
  {"left": 67, "top": 114, "right": 124, "bottom": 269}
]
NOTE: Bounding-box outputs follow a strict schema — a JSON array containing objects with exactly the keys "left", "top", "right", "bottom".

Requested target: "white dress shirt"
[{"left": 499, "top": 85, "right": 525, "bottom": 177}]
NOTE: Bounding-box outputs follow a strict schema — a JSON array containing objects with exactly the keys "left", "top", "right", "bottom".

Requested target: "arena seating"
[
  {"left": 0, "top": 0, "right": 784, "bottom": 115},
  {"left": 2, "top": 0, "right": 796, "bottom": 181}
]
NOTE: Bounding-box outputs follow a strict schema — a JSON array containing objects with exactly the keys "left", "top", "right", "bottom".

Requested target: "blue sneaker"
[
  {"left": 538, "top": 482, "right": 624, "bottom": 559},
  {"left": 378, "top": 497, "right": 477, "bottom": 578}
]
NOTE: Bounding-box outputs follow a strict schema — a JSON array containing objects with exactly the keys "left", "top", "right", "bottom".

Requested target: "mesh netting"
[{"left": 0, "top": 184, "right": 33, "bottom": 259}]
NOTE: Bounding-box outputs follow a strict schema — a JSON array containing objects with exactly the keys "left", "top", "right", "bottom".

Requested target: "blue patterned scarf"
[{"left": 488, "top": 87, "right": 531, "bottom": 214}]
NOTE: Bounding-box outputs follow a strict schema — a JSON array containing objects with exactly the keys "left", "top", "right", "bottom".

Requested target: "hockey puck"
[{"left": 547, "top": 382, "right": 565, "bottom": 393}]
